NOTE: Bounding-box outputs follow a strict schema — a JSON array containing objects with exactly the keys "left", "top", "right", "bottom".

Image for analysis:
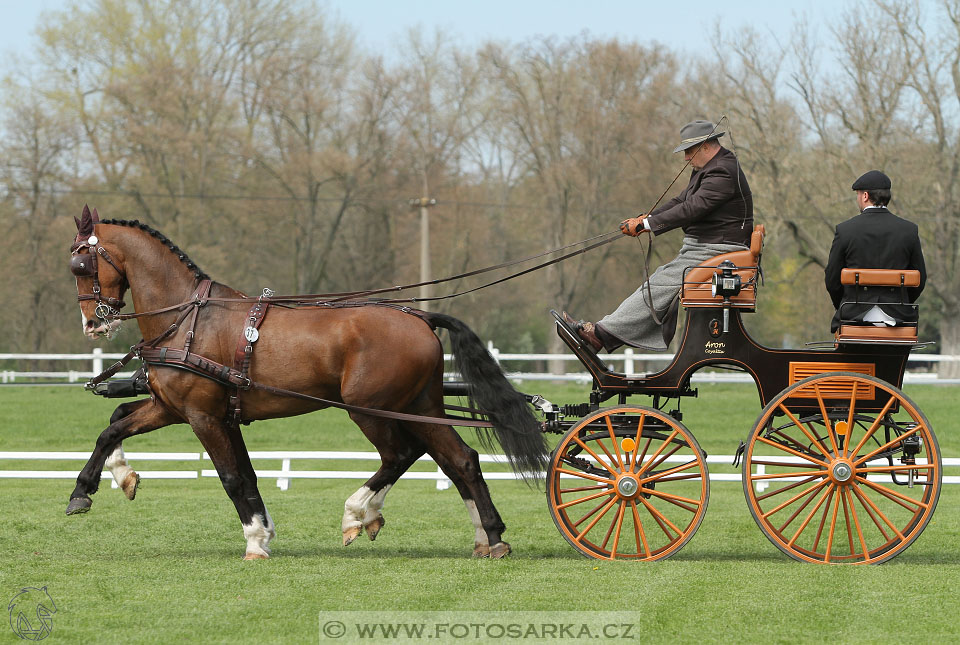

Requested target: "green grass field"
[{"left": 1, "top": 383, "right": 959, "bottom": 644}]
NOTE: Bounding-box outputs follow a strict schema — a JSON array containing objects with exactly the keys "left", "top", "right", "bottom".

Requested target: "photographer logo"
[{"left": 8, "top": 587, "right": 57, "bottom": 641}]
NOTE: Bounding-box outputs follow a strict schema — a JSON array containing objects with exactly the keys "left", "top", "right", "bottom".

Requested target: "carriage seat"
[
  {"left": 834, "top": 268, "right": 920, "bottom": 345},
  {"left": 680, "top": 224, "right": 765, "bottom": 310}
]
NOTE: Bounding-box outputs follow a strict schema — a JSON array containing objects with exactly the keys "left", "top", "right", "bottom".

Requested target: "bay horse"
[{"left": 66, "top": 206, "right": 547, "bottom": 559}]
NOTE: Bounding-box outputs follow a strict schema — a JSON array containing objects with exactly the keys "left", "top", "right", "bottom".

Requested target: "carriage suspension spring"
[{"left": 560, "top": 403, "right": 593, "bottom": 418}]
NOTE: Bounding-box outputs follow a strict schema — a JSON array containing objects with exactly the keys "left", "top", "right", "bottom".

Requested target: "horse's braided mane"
[{"left": 101, "top": 219, "right": 210, "bottom": 281}]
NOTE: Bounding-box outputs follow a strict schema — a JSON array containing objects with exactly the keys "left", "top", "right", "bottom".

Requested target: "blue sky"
[{"left": 2, "top": 0, "right": 852, "bottom": 61}]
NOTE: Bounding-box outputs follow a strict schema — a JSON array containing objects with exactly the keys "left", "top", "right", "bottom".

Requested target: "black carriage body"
[{"left": 555, "top": 307, "right": 911, "bottom": 414}]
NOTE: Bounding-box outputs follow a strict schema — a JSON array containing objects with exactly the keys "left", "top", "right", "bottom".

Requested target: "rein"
[{"left": 89, "top": 228, "right": 625, "bottom": 322}]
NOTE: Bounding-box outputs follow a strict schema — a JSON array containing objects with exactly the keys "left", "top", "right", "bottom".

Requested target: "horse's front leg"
[
  {"left": 104, "top": 399, "right": 153, "bottom": 500},
  {"left": 66, "top": 398, "right": 177, "bottom": 515},
  {"left": 189, "top": 414, "right": 275, "bottom": 560}
]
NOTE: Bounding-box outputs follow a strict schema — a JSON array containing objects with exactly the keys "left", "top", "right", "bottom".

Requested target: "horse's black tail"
[{"left": 426, "top": 312, "right": 548, "bottom": 485}]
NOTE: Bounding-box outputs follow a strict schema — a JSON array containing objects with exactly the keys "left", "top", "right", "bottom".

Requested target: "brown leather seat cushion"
[{"left": 836, "top": 324, "right": 918, "bottom": 343}]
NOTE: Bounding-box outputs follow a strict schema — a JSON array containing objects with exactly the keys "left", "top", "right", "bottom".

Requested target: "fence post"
[
  {"left": 624, "top": 348, "right": 634, "bottom": 374},
  {"left": 92, "top": 347, "right": 103, "bottom": 375},
  {"left": 277, "top": 458, "right": 291, "bottom": 491},
  {"left": 487, "top": 340, "right": 500, "bottom": 365}
]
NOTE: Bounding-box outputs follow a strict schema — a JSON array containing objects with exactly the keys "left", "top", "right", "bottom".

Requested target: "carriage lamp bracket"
[
  {"left": 899, "top": 433, "right": 922, "bottom": 465},
  {"left": 711, "top": 260, "right": 742, "bottom": 333}
]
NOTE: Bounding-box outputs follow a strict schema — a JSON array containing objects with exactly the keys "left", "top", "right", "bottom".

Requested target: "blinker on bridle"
[{"left": 71, "top": 234, "right": 127, "bottom": 327}]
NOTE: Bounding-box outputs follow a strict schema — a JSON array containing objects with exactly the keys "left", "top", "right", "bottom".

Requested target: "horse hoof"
[
  {"left": 65, "top": 497, "right": 92, "bottom": 515},
  {"left": 364, "top": 515, "right": 385, "bottom": 541},
  {"left": 488, "top": 542, "right": 511, "bottom": 559},
  {"left": 121, "top": 472, "right": 140, "bottom": 500},
  {"left": 243, "top": 552, "right": 269, "bottom": 560},
  {"left": 472, "top": 543, "right": 491, "bottom": 558},
  {"left": 342, "top": 526, "right": 362, "bottom": 546}
]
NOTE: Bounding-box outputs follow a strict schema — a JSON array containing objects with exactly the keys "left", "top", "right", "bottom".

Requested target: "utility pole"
[{"left": 408, "top": 193, "right": 437, "bottom": 311}]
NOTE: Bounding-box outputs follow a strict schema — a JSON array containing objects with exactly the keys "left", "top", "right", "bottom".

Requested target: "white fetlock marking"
[
  {"left": 243, "top": 514, "right": 272, "bottom": 557},
  {"left": 362, "top": 484, "right": 391, "bottom": 526},
  {"left": 465, "top": 500, "right": 488, "bottom": 547},
  {"left": 342, "top": 486, "right": 374, "bottom": 534},
  {"left": 105, "top": 446, "right": 135, "bottom": 490},
  {"left": 342, "top": 484, "right": 392, "bottom": 532}
]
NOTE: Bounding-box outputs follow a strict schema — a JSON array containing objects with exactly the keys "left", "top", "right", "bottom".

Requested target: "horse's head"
[{"left": 71, "top": 205, "right": 128, "bottom": 339}]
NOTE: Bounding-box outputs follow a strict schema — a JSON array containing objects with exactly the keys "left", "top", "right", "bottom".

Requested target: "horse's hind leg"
[
  {"left": 188, "top": 414, "right": 275, "bottom": 560},
  {"left": 104, "top": 399, "right": 152, "bottom": 500},
  {"left": 66, "top": 398, "right": 177, "bottom": 515},
  {"left": 409, "top": 421, "right": 510, "bottom": 559},
  {"left": 342, "top": 413, "right": 425, "bottom": 546}
]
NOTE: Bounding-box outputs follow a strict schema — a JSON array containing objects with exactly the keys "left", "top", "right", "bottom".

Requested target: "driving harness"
[{"left": 82, "top": 278, "right": 495, "bottom": 429}]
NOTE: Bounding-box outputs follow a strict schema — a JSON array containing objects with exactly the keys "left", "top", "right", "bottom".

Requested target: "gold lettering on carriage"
[{"left": 704, "top": 341, "right": 726, "bottom": 355}]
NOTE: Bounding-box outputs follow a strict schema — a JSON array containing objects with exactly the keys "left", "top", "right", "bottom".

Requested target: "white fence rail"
[
  {"left": 2, "top": 348, "right": 959, "bottom": 384},
  {"left": 3, "top": 451, "right": 960, "bottom": 489}
]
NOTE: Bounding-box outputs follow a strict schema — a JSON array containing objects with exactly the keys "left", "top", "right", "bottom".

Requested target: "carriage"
[
  {"left": 538, "top": 225, "right": 939, "bottom": 564},
  {"left": 69, "top": 209, "right": 938, "bottom": 565}
]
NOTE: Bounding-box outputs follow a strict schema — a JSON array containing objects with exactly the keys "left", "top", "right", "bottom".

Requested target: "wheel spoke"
[
  {"left": 605, "top": 416, "right": 625, "bottom": 471},
  {"left": 574, "top": 496, "right": 619, "bottom": 542},
  {"left": 751, "top": 459, "right": 825, "bottom": 469},
  {"left": 844, "top": 487, "right": 870, "bottom": 561},
  {"left": 756, "top": 435, "right": 829, "bottom": 467},
  {"left": 840, "top": 487, "right": 855, "bottom": 557},
  {"left": 777, "top": 480, "right": 828, "bottom": 533},
  {"left": 756, "top": 474, "right": 821, "bottom": 502},
  {"left": 645, "top": 444, "right": 684, "bottom": 476},
  {"left": 854, "top": 425, "right": 923, "bottom": 466},
  {"left": 636, "top": 429, "right": 680, "bottom": 476},
  {"left": 813, "top": 382, "right": 840, "bottom": 457},
  {"left": 605, "top": 501, "right": 627, "bottom": 556},
  {"left": 856, "top": 477, "right": 929, "bottom": 511},
  {"left": 857, "top": 463, "right": 935, "bottom": 475},
  {"left": 571, "top": 437, "right": 617, "bottom": 475},
  {"left": 788, "top": 484, "right": 835, "bottom": 547},
  {"left": 556, "top": 467, "right": 614, "bottom": 485},
  {"left": 630, "top": 501, "right": 651, "bottom": 558},
  {"left": 813, "top": 486, "right": 837, "bottom": 554},
  {"left": 751, "top": 469, "right": 829, "bottom": 481},
  {"left": 573, "top": 497, "right": 616, "bottom": 528},
  {"left": 637, "top": 496, "right": 684, "bottom": 539},
  {"left": 761, "top": 479, "right": 830, "bottom": 519},
  {"left": 560, "top": 484, "right": 609, "bottom": 494},
  {"left": 556, "top": 488, "right": 616, "bottom": 510},
  {"left": 638, "top": 459, "right": 701, "bottom": 485},
  {"left": 850, "top": 484, "right": 905, "bottom": 540},
  {"left": 778, "top": 403, "right": 832, "bottom": 459},
  {"left": 641, "top": 488, "right": 700, "bottom": 513},
  {"left": 629, "top": 414, "right": 647, "bottom": 471},
  {"left": 843, "top": 381, "right": 859, "bottom": 458},
  {"left": 848, "top": 395, "right": 897, "bottom": 458},
  {"left": 823, "top": 488, "right": 842, "bottom": 563},
  {"left": 852, "top": 485, "right": 892, "bottom": 542}
]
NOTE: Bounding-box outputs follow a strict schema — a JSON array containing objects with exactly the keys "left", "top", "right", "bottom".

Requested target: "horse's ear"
[
  {"left": 92, "top": 207, "right": 100, "bottom": 222},
  {"left": 77, "top": 204, "right": 94, "bottom": 236},
  {"left": 74, "top": 216, "right": 81, "bottom": 230}
]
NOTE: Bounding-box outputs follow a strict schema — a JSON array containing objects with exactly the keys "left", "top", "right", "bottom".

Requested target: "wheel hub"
[
  {"left": 615, "top": 474, "right": 640, "bottom": 498},
  {"left": 830, "top": 459, "right": 855, "bottom": 484}
]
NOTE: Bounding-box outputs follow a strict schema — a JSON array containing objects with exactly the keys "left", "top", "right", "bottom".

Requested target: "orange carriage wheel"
[
  {"left": 547, "top": 406, "right": 710, "bottom": 561},
  {"left": 742, "top": 372, "right": 941, "bottom": 564}
]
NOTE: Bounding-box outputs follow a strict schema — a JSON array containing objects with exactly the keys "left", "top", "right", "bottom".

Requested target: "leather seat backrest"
[{"left": 681, "top": 225, "right": 764, "bottom": 309}]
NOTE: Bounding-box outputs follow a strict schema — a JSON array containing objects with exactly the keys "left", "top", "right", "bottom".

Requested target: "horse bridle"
[{"left": 70, "top": 234, "right": 128, "bottom": 327}]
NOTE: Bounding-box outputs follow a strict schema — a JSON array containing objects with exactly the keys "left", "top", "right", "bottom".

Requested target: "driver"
[{"left": 564, "top": 119, "right": 753, "bottom": 352}]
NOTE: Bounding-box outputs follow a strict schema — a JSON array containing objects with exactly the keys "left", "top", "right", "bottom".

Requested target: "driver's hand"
[{"left": 620, "top": 215, "right": 648, "bottom": 237}]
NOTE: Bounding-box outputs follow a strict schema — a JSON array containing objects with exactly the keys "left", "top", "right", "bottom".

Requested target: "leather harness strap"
[{"left": 229, "top": 298, "right": 271, "bottom": 424}]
